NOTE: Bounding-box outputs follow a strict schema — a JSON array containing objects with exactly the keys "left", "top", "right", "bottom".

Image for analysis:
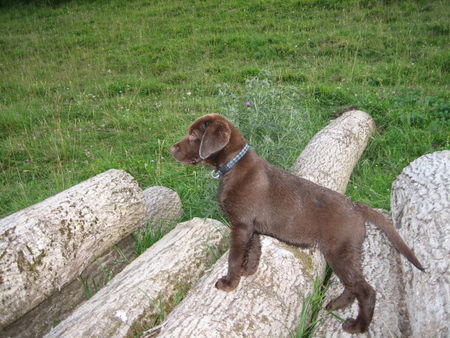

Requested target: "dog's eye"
[
  {"left": 204, "top": 121, "right": 210, "bottom": 128},
  {"left": 188, "top": 135, "right": 200, "bottom": 143}
]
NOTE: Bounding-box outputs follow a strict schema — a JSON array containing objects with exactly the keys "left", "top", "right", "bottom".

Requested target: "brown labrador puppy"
[{"left": 169, "top": 113, "right": 424, "bottom": 333}]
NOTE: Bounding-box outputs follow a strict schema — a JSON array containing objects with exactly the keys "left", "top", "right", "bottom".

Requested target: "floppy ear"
[{"left": 199, "top": 120, "right": 231, "bottom": 159}]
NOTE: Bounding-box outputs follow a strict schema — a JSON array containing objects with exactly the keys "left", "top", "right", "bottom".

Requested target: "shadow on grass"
[{"left": 0, "top": 0, "right": 86, "bottom": 8}]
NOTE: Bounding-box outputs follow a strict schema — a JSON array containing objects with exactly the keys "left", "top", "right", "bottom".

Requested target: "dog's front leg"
[
  {"left": 241, "top": 233, "right": 261, "bottom": 276},
  {"left": 215, "top": 223, "right": 252, "bottom": 292}
]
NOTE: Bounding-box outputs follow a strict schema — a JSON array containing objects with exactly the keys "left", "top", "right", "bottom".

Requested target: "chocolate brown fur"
[{"left": 170, "top": 113, "right": 424, "bottom": 333}]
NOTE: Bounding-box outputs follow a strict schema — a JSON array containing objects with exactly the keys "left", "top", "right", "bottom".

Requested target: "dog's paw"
[
  {"left": 342, "top": 318, "right": 366, "bottom": 334},
  {"left": 215, "top": 276, "right": 239, "bottom": 292},
  {"left": 325, "top": 293, "right": 355, "bottom": 311},
  {"left": 325, "top": 300, "right": 336, "bottom": 311}
]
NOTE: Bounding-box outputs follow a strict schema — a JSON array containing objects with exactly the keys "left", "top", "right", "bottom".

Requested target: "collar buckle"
[{"left": 211, "top": 170, "right": 221, "bottom": 179}]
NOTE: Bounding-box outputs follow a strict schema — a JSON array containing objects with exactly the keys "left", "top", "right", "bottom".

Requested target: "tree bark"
[
  {"left": 154, "top": 236, "right": 325, "bottom": 338},
  {"left": 315, "top": 150, "right": 450, "bottom": 337},
  {"left": 45, "top": 218, "right": 229, "bottom": 338},
  {"left": 0, "top": 169, "right": 146, "bottom": 328},
  {"left": 1, "top": 184, "right": 182, "bottom": 337},
  {"left": 391, "top": 150, "right": 449, "bottom": 337},
  {"left": 292, "top": 110, "right": 376, "bottom": 193},
  {"left": 155, "top": 110, "right": 376, "bottom": 337},
  {"left": 143, "top": 186, "right": 183, "bottom": 230}
]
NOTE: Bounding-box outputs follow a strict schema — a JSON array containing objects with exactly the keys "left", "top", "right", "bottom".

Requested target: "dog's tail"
[{"left": 356, "top": 203, "right": 424, "bottom": 271}]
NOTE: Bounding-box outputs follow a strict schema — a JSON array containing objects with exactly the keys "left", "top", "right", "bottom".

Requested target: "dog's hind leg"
[
  {"left": 241, "top": 233, "right": 261, "bottom": 276},
  {"left": 323, "top": 234, "right": 376, "bottom": 333},
  {"left": 325, "top": 287, "right": 355, "bottom": 311}
]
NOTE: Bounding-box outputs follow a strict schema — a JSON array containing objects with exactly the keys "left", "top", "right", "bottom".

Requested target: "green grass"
[
  {"left": 78, "top": 245, "right": 130, "bottom": 300},
  {"left": 134, "top": 220, "right": 177, "bottom": 257},
  {"left": 1, "top": 0, "right": 448, "bottom": 220},
  {"left": 0, "top": 0, "right": 448, "bottom": 334},
  {"left": 295, "top": 266, "right": 345, "bottom": 338},
  {"left": 295, "top": 275, "right": 329, "bottom": 338}
]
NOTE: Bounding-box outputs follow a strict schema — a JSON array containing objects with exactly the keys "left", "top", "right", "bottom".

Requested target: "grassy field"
[
  {"left": 1, "top": 0, "right": 448, "bottom": 334},
  {"left": 1, "top": 0, "right": 448, "bottom": 220}
]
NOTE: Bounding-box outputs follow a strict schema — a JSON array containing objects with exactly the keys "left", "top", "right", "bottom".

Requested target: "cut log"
[
  {"left": 391, "top": 150, "right": 450, "bottom": 337},
  {"left": 143, "top": 186, "right": 183, "bottom": 229},
  {"left": 153, "top": 237, "right": 326, "bottom": 337},
  {"left": 1, "top": 185, "right": 183, "bottom": 337},
  {"left": 292, "top": 110, "right": 376, "bottom": 193},
  {"left": 45, "top": 218, "right": 229, "bottom": 338},
  {"left": 0, "top": 169, "right": 146, "bottom": 328},
  {"left": 155, "top": 110, "right": 376, "bottom": 337},
  {"left": 315, "top": 150, "right": 450, "bottom": 337}
]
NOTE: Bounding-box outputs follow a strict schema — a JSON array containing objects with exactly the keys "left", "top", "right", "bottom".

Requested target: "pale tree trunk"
[
  {"left": 391, "top": 150, "right": 449, "bottom": 337},
  {"left": 153, "top": 236, "right": 326, "bottom": 338},
  {"left": 315, "top": 150, "right": 449, "bottom": 337},
  {"left": 292, "top": 110, "right": 376, "bottom": 193},
  {"left": 0, "top": 169, "right": 146, "bottom": 328},
  {"left": 45, "top": 218, "right": 229, "bottom": 338},
  {"left": 154, "top": 110, "right": 376, "bottom": 337},
  {"left": 143, "top": 186, "right": 183, "bottom": 230},
  {"left": 1, "top": 184, "right": 182, "bottom": 338}
]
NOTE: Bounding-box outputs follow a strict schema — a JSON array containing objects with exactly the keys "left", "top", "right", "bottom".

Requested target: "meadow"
[
  {"left": 0, "top": 0, "right": 448, "bottom": 333},
  {"left": 1, "top": 0, "right": 448, "bottom": 220}
]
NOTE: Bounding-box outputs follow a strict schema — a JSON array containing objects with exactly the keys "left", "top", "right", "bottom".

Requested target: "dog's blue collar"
[{"left": 211, "top": 144, "right": 251, "bottom": 179}]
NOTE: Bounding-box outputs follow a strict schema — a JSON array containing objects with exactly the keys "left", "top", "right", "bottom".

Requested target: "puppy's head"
[{"left": 170, "top": 114, "right": 232, "bottom": 166}]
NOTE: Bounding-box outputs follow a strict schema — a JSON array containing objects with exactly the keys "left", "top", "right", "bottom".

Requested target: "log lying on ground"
[
  {"left": 1, "top": 235, "right": 137, "bottom": 338},
  {"left": 0, "top": 169, "right": 146, "bottom": 329},
  {"left": 1, "top": 185, "right": 182, "bottom": 338},
  {"left": 315, "top": 150, "right": 450, "bottom": 337},
  {"left": 155, "top": 110, "right": 376, "bottom": 337},
  {"left": 292, "top": 110, "right": 376, "bottom": 193},
  {"left": 154, "top": 237, "right": 325, "bottom": 337},
  {"left": 292, "top": 110, "right": 375, "bottom": 194},
  {"left": 391, "top": 150, "right": 449, "bottom": 337},
  {"left": 45, "top": 218, "right": 228, "bottom": 338},
  {"left": 143, "top": 186, "right": 183, "bottom": 230}
]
